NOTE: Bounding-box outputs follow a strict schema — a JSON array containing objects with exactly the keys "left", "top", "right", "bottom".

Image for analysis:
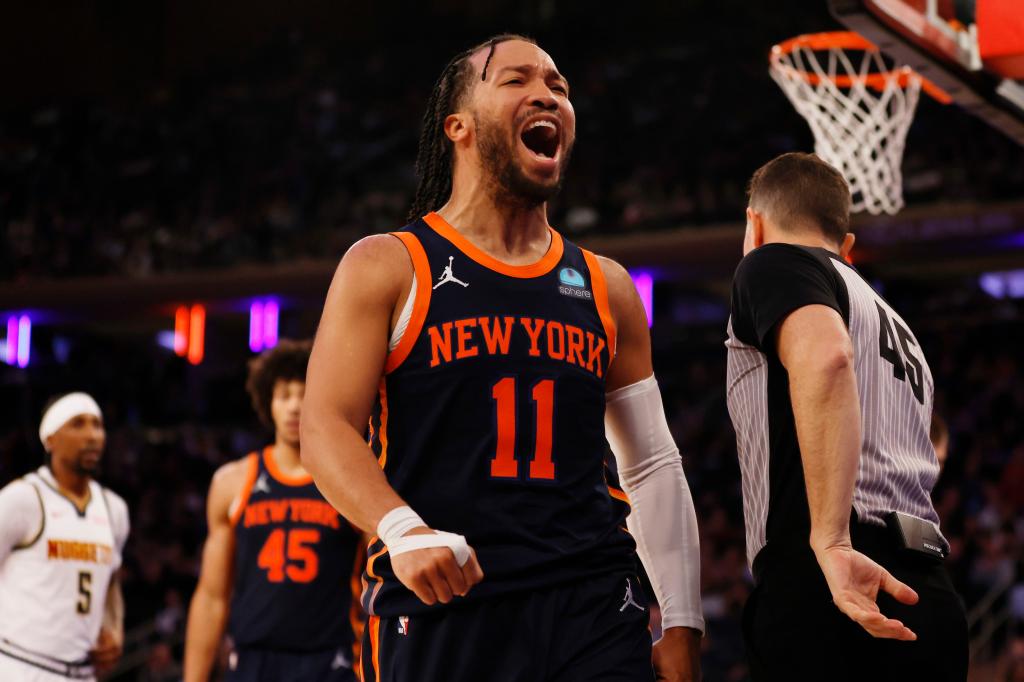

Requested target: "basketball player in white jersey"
[{"left": 0, "top": 392, "right": 130, "bottom": 681}]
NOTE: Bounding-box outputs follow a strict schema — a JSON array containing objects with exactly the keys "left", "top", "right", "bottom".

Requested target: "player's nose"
[{"left": 529, "top": 91, "right": 559, "bottom": 111}]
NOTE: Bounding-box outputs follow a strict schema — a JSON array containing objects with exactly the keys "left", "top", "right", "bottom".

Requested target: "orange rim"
[
  {"left": 771, "top": 31, "right": 952, "bottom": 104},
  {"left": 773, "top": 31, "right": 877, "bottom": 55}
]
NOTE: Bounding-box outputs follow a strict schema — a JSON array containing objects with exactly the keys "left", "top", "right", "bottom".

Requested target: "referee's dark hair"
[
  {"left": 747, "top": 152, "right": 852, "bottom": 245},
  {"left": 408, "top": 33, "right": 536, "bottom": 222},
  {"left": 246, "top": 339, "right": 312, "bottom": 429}
]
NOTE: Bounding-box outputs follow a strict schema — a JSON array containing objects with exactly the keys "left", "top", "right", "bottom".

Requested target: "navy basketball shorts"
[
  {"left": 360, "top": 571, "right": 655, "bottom": 682},
  {"left": 226, "top": 645, "right": 357, "bottom": 682}
]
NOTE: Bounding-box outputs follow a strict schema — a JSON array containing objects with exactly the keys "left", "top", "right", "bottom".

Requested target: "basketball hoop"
[{"left": 769, "top": 31, "right": 951, "bottom": 215}]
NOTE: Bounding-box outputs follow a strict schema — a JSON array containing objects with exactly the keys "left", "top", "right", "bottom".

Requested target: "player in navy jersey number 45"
[
  {"left": 184, "top": 340, "right": 364, "bottom": 682},
  {"left": 303, "top": 35, "right": 704, "bottom": 682}
]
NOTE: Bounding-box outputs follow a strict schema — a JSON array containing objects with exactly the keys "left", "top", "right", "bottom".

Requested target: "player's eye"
[
  {"left": 504, "top": 79, "right": 524, "bottom": 86},
  {"left": 551, "top": 85, "right": 568, "bottom": 95}
]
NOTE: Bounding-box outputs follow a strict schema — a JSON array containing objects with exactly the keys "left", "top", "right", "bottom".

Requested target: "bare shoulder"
[
  {"left": 339, "top": 234, "right": 414, "bottom": 280},
  {"left": 594, "top": 255, "right": 633, "bottom": 293},
  {"left": 330, "top": 233, "right": 415, "bottom": 311},
  {"left": 592, "top": 254, "right": 653, "bottom": 388},
  {"left": 210, "top": 456, "right": 251, "bottom": 495},
  {"left": 594, "top": 254, "right": 643, "bottom": 322},
  {"left": 207, "top": 456, "right": 255, "bottom": 517}
]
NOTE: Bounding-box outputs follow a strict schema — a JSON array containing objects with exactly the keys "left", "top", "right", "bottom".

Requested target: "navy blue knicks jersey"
[
  {"left": 229, "top": 446, "right": 364, "bottom": 653},
  {"left": 362, "top": 212, "right": 635, "bottom": 617}
]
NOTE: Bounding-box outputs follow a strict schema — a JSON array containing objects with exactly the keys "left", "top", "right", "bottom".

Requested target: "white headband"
[{"left": 39, "top": 393, "right": 103, "bottom": 445}]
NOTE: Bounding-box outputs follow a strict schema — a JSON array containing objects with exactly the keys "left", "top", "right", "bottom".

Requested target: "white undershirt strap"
[{"left": 389, "top": 274, "right": 417, "bottom": 352}]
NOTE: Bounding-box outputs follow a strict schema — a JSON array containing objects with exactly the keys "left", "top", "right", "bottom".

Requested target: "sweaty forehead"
[{"left": 467, "top": 40, "right": 559, "bottom": 81}]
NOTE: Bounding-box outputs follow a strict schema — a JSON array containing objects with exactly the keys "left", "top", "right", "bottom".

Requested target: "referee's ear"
[
  {"left": 839, "top": 233, "right": 856, "bottom": 261},
  {"left": 744, "top": 207, "right": 765, "bottom": 255}
]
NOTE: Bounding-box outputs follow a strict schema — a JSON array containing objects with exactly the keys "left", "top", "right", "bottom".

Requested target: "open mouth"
[{"left": 520, "top": 119, "right": 560, "bottom": 160}]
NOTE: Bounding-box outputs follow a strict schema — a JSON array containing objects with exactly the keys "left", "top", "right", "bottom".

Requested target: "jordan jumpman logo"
[
  {"left": 433, "top": 256, "right": 469, "bottom": 289},
  {"left": 620, "top": 578, "right": 645, "bottom": 612}
]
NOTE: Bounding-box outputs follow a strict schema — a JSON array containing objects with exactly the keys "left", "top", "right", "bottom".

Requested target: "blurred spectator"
[{"left": 1, "top": 32, "right": 1021, "bottom": 282}]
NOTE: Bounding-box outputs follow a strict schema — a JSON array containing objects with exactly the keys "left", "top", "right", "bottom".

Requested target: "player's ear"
[
  {"left": 839, "top": 232, "right": 856, "bottom": 260},
  {"left": 444, "top": 112, "right": 472, "bottom": 145}
]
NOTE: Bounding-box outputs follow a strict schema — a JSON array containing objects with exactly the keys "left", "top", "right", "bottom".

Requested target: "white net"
[{"left": 770, "top": 35, "right": 922, "bottom": 215}]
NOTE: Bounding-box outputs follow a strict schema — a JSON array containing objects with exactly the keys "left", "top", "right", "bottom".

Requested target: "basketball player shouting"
[
  {"left": 0, "top": 392, "right": 129, "bottom": 681},
  {"left": 184, "top": 340, "right": 364, "bottom": 682},
  {"left": 303, "top": 35, "right": 704, "bottom": 681}
]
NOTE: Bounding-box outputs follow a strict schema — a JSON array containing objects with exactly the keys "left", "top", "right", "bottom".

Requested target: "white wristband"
[
  {"left": 388, "top": 531, "right": 471, "bottom": 567},
  {"left": 377, "top": 506, "right": 426, "bottom": 546}
]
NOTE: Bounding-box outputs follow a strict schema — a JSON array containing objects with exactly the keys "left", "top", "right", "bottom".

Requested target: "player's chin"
[
  {"left": 281, "top": 429, "right": 301, "bottom": 449},
  {"left": 78, "top": 451, "right": 101, "bottom": 474}
]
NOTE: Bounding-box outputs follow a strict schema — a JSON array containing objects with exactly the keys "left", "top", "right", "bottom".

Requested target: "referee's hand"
[{"left": 815, "top": 545, "right": 919, "bottom": 640}]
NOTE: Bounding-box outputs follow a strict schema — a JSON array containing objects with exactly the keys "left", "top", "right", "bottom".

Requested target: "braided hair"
[{"left": 407, "top": 33, "right": 536, "bottom": 222}]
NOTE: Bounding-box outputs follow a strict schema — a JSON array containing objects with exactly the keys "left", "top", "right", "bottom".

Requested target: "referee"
[{"left": 725, "top": 153, "right": 967, "bottom": 681}]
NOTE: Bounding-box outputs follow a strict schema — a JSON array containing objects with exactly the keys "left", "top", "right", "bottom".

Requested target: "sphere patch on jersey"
[
  {"left": 559, "top": 267, "right": 585, "bottom": 287},
  {"left": 558, "top": 267, "right": 592, "bottom": 300}
]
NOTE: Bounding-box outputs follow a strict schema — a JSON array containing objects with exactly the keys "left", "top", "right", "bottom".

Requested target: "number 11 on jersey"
[{"left": 490, "top": 378, "right": 555, "bottom": 480}]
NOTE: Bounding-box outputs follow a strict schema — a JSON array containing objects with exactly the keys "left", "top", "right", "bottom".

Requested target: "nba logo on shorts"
[{"left": 397, "top": 616, "right": 410, "bottom": 635}]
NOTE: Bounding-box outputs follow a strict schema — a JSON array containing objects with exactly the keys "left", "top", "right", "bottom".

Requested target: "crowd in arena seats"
[
  {"left": 2, "top": 32, "right": 1022, "bottom": 282},
  {"left": 1, "top": 290, "right": 1021, "bottom": 680}
]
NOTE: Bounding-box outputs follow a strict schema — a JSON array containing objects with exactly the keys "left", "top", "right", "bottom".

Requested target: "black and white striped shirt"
[{"left": 725, "top": 243, "right": 942, "bottom": 567}]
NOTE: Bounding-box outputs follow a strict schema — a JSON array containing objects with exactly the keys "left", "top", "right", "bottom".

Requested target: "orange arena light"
[
  {"left": 187, "top": 304, "right": 206, "bottom": 365},
  {"left": 174, "top": 306, "right": 189, "bottom": 357}
]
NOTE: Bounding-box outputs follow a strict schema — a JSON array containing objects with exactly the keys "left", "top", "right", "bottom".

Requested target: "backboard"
[{"left": 829, "top": 0, "right": 1024, "bottom": 145}]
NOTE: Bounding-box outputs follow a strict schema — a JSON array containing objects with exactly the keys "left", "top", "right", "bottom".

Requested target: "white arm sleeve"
[
  {"left": 606, "top": 374, "right": 704, "bottom": 634},
  {"left": 0, "top": 480, "right": 44, "bottom": 567}
]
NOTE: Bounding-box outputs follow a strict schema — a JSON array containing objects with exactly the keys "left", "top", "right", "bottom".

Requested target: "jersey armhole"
[
  {"left": 383, "top": 231, "right": 432, "bottom": 374},
  {"left": 13, "top": 481, "right": 45, "bottom": 551},
  {"left": 581, "top": 249, "right": 618, "bottom": 361},
  {"left": 228, "top": 453, "right": 260, "bottom": 528}
]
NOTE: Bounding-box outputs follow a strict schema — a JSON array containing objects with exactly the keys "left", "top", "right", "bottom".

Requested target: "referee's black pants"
[{"left": 743, "top": 523, "right": 968, "bottom": 682}]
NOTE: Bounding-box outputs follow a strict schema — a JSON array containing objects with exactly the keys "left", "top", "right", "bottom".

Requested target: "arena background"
[{"left": 1, "top": 1, "right": 1023, "bottom": 680}]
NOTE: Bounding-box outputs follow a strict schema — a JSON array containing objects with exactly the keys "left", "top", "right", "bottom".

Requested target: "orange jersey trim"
[
  {"left": 376, "top": 381, "right": 390, "bottom": 471},
  {"left": 385, "top": 231, "right": 432, "bottom": 374},
  {"left": 369, "top": 614, "right": 381, "bottom": 679},
  {"left": 228, "top": 453, "right": 260, "bottom": 527},
  {"left": 349, "top": 543, "right": 367, "bottom": 670},
  {"left": 422, "top": 212, "right": 564, "bottom": 279},
  {"left": 362, "top": 537, "right": 389, "bottom": 616},
  {"left": 263, "top": 445, "right": 314, "bottom": 487},
  {"left": 607, "top": 485, "right": 631, "bottom": 506},
  {"left": 581, "top": 249, "right": 617, "bottom": 362}
]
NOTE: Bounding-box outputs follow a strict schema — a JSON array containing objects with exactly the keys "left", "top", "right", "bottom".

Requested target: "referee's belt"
[
  {"left": 0, "top": 638, "right": 95, "bottom": 679},
  {"left": 753, "top": 518, "right": 947, "bottom": 586}
]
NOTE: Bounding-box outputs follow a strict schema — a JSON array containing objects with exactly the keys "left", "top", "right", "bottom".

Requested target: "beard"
[
  {"left": 74, "top": 455, "right": 100, "bottom": 477},
  {"left": 475, "top": 112, "right": 573, "bottom": 208}
]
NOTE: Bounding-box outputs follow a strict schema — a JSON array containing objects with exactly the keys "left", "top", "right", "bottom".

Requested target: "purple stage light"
[
  {"left": 629, "top": 271, "right": 655, "bottom": 328},
  {"left": 263, "top": 300, "right": 279, "bottom": 350},
  {"left": 5, "top": 317, "right": 15, "bottom": 365},
  {"left": 250, "top": 301, "right": 264, "bottom": 353},
  {"left": 16, "top": 315, "right": 31, "bottom": 368}
]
